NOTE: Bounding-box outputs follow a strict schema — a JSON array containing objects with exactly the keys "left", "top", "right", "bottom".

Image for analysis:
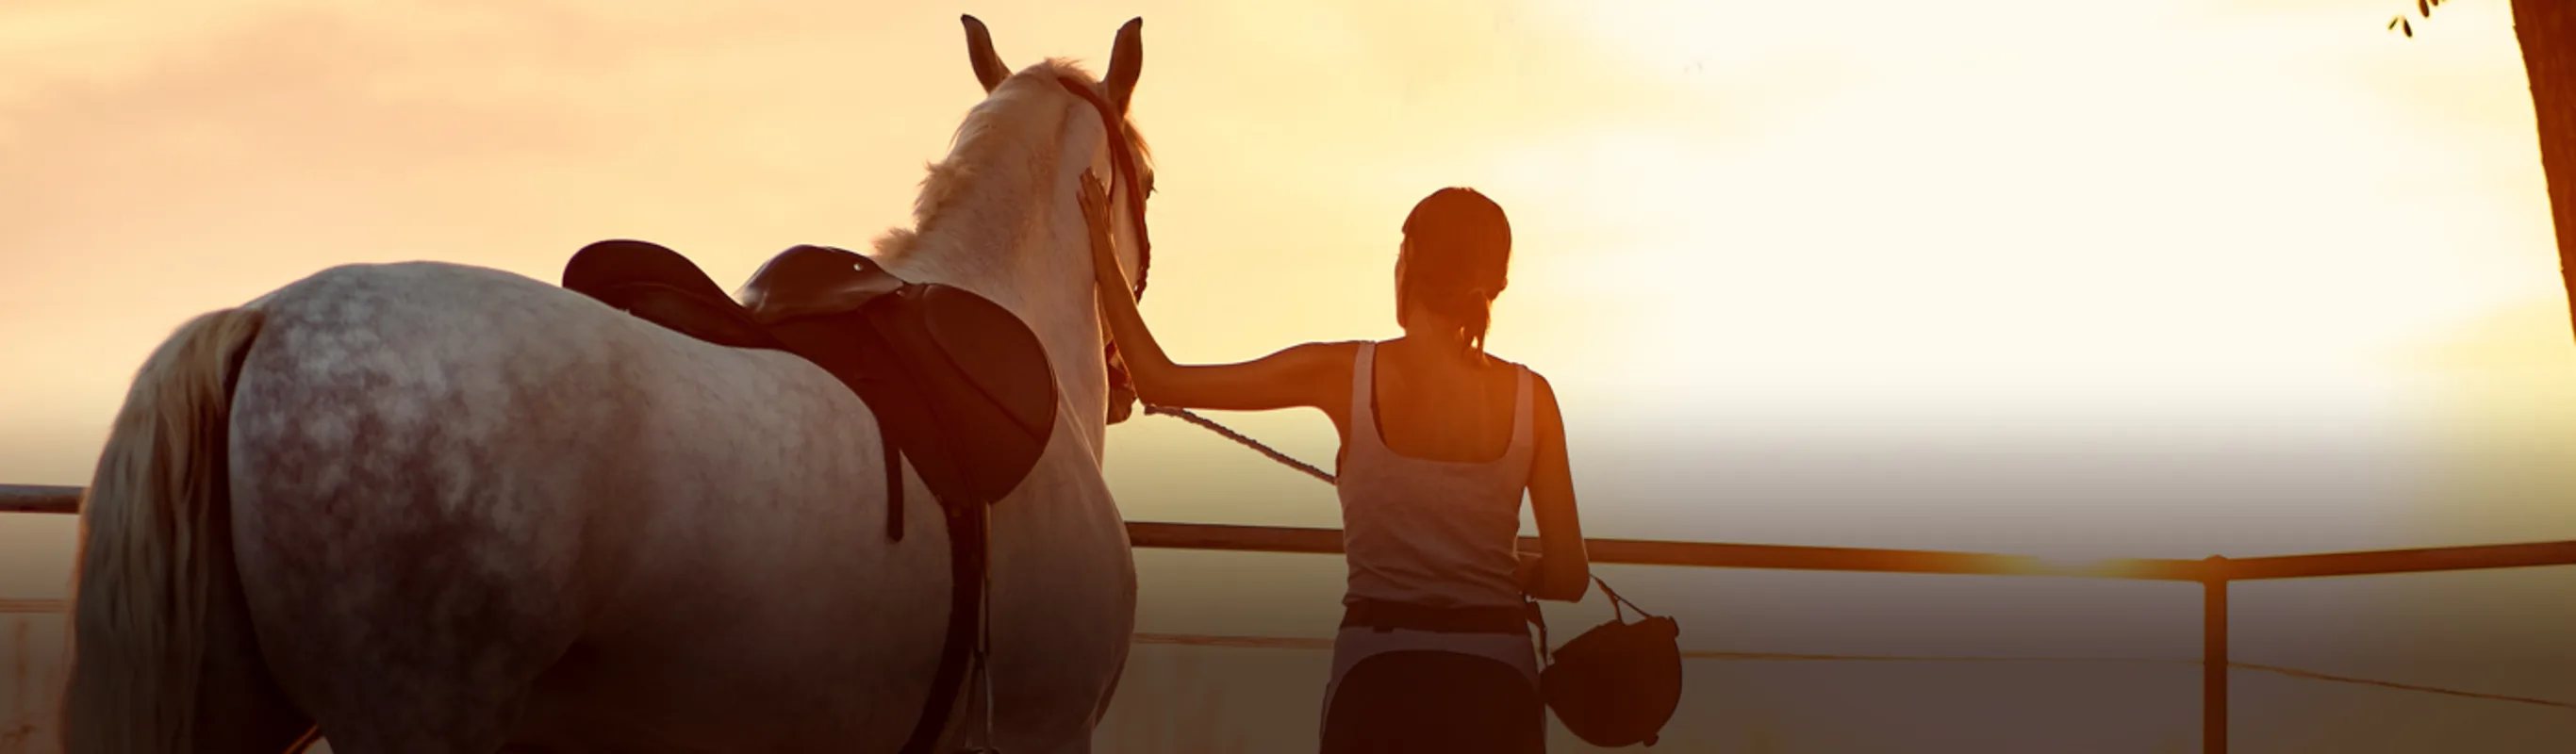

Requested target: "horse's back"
[{"left": 223, "top": 261, "right": 948, "bottom": 749}]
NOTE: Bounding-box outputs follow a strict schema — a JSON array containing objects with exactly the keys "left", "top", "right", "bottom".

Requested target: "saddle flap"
[
  {"left": 916, "top": 286, "right": 1060, "bottom": 442},
  {"left": 860, "top": 285, "right": 1060, "bottom": 505},
  {"left": 739, "top": 245, "right": 905, "bottom": 326}
]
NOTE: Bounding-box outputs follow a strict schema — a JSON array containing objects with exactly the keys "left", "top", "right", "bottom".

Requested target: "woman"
[{"left": 1079, "top": 178, "right": 1591, "bottom": 753}]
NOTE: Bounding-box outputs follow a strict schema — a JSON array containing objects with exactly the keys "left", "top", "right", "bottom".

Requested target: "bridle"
[{"left": 1055, "top": 76, "right": 1150, "bottom": 398}]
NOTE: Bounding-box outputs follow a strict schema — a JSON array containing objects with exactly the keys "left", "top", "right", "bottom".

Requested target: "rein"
[
  {"left": 1055, "top": 76, "right": 1153, "bottom": 404},
  {"left": 1055, "top": 77, "right": 1149, "bottom": 300}
]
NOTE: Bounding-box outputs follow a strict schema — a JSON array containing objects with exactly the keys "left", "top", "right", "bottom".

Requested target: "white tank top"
[
  {"left": 1323, "top": 341, "right": 1540, "bottom": 714},
  {"left": 1338, "top": 341, "right": 1536, "bottom": 608}
]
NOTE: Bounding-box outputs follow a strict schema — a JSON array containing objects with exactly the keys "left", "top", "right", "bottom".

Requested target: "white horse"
[{"left": 61, "top": 15, "right": 1155, "bottom": 754}]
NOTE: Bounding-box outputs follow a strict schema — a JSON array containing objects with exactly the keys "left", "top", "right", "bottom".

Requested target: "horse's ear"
[
  {"left": 963, "top": 14, "right": 1011, "bottom": 93},
  {"left": 1104, "top": 17, "right": 1143, "bottom": 112}
]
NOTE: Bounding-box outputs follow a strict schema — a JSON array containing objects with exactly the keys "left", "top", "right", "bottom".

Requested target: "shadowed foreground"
[{"left": 3, "top": 624, "right": 2568, "bottom": 754}]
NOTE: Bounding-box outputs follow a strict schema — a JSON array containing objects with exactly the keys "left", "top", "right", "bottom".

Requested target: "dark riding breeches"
[{"left": 1320, "top": 650, "right": 1545, "bottom": 754}]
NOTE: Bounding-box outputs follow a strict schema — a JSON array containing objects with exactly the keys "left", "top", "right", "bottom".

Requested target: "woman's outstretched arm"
[
  {"left": 1519, "top": 374, "right": 1592, "bottom": 601},
  {"left": 1081, "top": 173, "right": 1345, "bottom": 412}
]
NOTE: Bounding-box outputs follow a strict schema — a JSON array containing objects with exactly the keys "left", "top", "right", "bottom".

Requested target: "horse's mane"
[{"left": 873, "top": 58, "right": 1152, "bottom": 262}]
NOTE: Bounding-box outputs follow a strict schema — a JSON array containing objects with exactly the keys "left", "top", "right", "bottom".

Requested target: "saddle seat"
[{"left": 561, "top": 238, "right": 1060, "bottom": 533}]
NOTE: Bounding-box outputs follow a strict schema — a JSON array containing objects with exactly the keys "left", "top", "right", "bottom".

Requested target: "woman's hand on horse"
[
  {"left": 1079, "top": 172, "right": 1119, "bottom": 271},
  {"left": 1080, "top": 170, "right": 1143, "bottom": 317}
]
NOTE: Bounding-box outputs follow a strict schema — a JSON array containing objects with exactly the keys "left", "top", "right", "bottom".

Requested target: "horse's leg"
[{"left": 983, "top": 442, "right": 1137, "bottom": 754}]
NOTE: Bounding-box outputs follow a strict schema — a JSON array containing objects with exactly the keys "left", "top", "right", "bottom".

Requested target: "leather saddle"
[
  {"left": 563, "top": 239, "right": 1058, "bottom": 530},
  {"left": 563, "top": 238, "right": 1061, "bottom": 754}
]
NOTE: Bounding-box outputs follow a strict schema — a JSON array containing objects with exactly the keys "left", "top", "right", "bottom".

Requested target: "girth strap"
[
  {"left": 900, "top": 484, "right": 991, "bottom": 754},
  {"left": 884, "top": 439, "right": 905, "bottom": 540}
]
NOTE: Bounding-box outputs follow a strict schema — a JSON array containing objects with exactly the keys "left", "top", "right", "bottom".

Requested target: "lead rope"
[
  {"left": 1135, "top": 408, "right": 1650, "bottom": 620},
  {"left": 1593, "top": 574, "right": 1653, "bottom": 620},
  {"left": 1529, "top": 598, "right": 1552, "bottom": 665},
  {"left": 1524, "top": 575, "right": 1643, "bottom": 669},
  {"left": 1141, "top": 404, "right": 1336, "bottom": 484},
  {"left": 1142, "top": 404, "right": 1619, "bottom": 666},
  {"left": 1143, "top": 399, "right": 1673, "bottom": 736}
]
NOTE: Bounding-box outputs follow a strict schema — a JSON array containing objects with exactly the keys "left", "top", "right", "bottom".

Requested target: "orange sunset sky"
[{"left": 5, "top": 0, "right": 2576, "bottom": 750}]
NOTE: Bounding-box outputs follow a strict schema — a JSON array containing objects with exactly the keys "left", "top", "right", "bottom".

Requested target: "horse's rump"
[{"left": 222, "top": 262, "right": 955, "bottom": 749}]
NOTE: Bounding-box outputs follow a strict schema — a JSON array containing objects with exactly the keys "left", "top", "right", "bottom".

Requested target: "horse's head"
[
  {"left": 907, "top": 15, "right": 1152, "bottom": 433},
  {"left": 970, "top": 15, "right": 1152, "bottom": 425}
]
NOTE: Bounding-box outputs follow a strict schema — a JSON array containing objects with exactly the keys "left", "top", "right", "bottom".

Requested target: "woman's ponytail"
[{"left": 1399, "top": 188, "right": 1512, "bottom": 354}]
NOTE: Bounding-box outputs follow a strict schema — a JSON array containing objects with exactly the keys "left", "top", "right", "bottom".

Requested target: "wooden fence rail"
[{"left": 9, "top": 483, "right": 2576, "bottom": 753}]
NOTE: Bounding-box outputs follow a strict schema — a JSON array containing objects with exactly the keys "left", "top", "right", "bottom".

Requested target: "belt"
[{"left": 1341, "top": 599, "right": 1533, "bottom": 635}]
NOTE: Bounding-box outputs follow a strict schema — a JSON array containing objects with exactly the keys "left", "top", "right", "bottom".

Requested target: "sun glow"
[{"left": 1459, "top": 1, "right": 2545, "bottom": 450}]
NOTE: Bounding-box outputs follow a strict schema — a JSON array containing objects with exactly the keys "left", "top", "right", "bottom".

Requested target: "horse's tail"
[{"left": 62, "top": 307, "right": 267, "bottom": 754}]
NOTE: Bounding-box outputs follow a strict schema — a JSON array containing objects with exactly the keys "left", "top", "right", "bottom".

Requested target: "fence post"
[{"left": 2203, "top": 556, "right": 2229, "bottom": 754}]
